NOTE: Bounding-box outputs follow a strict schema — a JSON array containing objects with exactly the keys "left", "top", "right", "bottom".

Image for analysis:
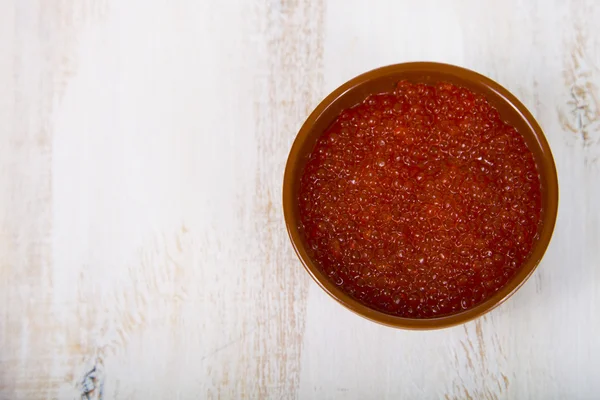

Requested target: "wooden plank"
[{"left": 0, "top": 0, "right": 598, "bottom": 399}]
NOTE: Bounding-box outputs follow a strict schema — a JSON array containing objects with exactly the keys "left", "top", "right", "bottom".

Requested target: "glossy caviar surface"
[{"left": 298, "top": 81, "right": 542, "bottom": 318}]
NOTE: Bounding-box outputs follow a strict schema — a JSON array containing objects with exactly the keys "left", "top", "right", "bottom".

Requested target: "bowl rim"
[{"left": 282, "top": 62, "right": 559, "bottom": 330}]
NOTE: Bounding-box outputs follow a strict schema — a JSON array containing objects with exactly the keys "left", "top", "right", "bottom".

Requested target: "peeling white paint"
[{"left": 0, "top": 0, "right": 599, "bottom": 399}]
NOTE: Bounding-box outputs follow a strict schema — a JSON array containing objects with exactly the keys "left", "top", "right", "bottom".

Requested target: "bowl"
[{"left": 282, "top": 62, "right": 558, "bottom": 329}]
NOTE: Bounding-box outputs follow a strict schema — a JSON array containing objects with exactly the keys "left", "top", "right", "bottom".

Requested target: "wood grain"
[
  {"left": 247, "top": 0, "right": 324, "bottom": 398},
  {"left": 0, "top": 0, "right": 599, "bottom": 399}
]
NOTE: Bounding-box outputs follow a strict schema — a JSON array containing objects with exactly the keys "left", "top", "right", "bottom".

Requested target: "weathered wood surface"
[{"left": 0, "top": 0, "right": 599, "bottom": 399}]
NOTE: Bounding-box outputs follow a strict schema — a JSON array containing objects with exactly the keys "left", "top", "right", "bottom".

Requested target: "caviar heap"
[{"left": 298, "top": 81, "right": 542, "bottom": 318}]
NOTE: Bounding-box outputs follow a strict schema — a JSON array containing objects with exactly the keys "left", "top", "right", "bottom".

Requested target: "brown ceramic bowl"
[{"left": 283, "top": 62, "right": 558, "bottom": 329}]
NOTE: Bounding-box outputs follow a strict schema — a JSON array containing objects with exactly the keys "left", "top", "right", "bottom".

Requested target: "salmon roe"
[{"left": 298, "top": 81, "right": 542, "bottom": 318}]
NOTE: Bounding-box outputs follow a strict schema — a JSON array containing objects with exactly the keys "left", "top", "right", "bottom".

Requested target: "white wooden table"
[{"left": 1, "top": 0, "right": 599, "bottom": 399}]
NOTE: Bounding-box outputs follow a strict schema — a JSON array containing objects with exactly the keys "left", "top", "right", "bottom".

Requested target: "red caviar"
[{"left": 298, "top": 81, "right": 542, "bottom": 318}]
